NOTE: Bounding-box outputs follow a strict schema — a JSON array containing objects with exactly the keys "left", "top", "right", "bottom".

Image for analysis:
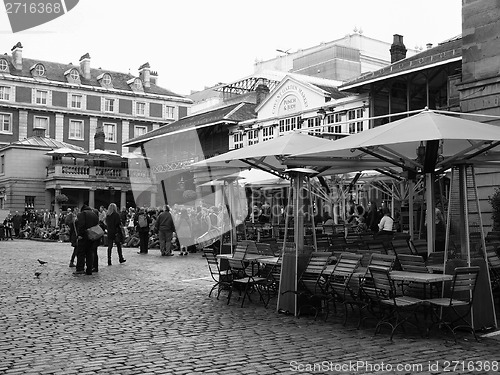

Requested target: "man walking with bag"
[{"left": 75, "top": 202, "right": 100, "bottom": 275}]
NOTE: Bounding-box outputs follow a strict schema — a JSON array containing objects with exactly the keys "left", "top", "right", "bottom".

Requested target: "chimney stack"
[
  {"left": 389, "top": 34, "right": 407, "bottom": 63},
  {"left": 150, "top": 70, "right": 158, "bottom": 85},
  {"left": 11, "top": 42, "right": 23, "bottom": 70},
  {"left": 79, "top": 53, "right": 91, "bottom": 80},
  {"left": 139, "top": 62, "right": 151, "bottom": 88},
  {"left": 94, "top": 124, "right": 105, "bottom": 150}
]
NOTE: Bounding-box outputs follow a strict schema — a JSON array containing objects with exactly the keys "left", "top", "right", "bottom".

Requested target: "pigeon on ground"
[
  {"left": 37, "top": 259, "right": 48, "bottom": 265},
  {"left": 34, "top": 271, "right": 42, "bottom": 278}
]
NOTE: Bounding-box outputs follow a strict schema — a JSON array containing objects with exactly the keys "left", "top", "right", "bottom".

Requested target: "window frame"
[
  {"left": 0, "top": 59, "right": 8, "bottom": 72},
  {"left": 0, "top": 113, "right": 12, "bottom": 133},
  {"left": 70, "top": 94, "right": 82, "bottom": 109},
  {"left": 165, "top": 105, "right": 175, "bottom": 119},
  {"left": 134, "top": 125, "right": 147, "bottom": 138},
  {"left": 33, "top": 116, "right": 49, "bottom": 132},
  {"left": 35, "top": 89, "right": 48, "bottom": 105},
  {"left": 102, "top": 73, "right": 112, "bottom": 86},
  {"left": 104, "top": 98, "right": 115, "bottom": 112},
  {"left": 69, "top": 119, "right": 84, "bottom": 140},
  {"left": 233, "top": 132, "right": 244, "bottom": 149},
  {"left": 103, "top": 122, "right": 117, "bottom": 143},
  {"left": 69, "top": 69, "right": 80, "bottom": 81},
  {"left": 136, "top": 102, "right": 146, "bottom": 116},
  {"left": 0, "top": 154, "right": 4, "bottom": 175},
  {"left": 0, "top": 86, "right": 10, "bottom": 101},
  {"left": 34, "top": 64, "right": 46, "bottom": 77}
]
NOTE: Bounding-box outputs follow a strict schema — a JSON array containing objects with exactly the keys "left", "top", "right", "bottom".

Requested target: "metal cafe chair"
[
  {"left": 426, "top": 266, "right": 481, "bottom": 343},
  {"left": 227, "top": 258, "right": 269, "bottom": 308},
  {"left": 204, "top": 249, "right": 232, "bottom": 300},
  {"left": 364, "top": 265, "right": 424, "bottom": 341}
]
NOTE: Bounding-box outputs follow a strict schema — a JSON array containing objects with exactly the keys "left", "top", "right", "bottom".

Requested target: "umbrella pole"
[
  {"left": 408, "top": 179, "right": 414, "bottom": 239},
  {"left": 425, "top": 173, "right": 435, "bottom": 255},
  {"left": 308, "top": 177, "right": 317, "bottom": 251}
]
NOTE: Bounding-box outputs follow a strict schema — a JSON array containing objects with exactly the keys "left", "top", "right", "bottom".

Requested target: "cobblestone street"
[{"left": 1, "top": 240, "right": 499, "bottom": 374}]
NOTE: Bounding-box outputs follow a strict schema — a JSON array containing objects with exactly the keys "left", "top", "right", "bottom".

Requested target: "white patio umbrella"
[
  {"left": 288, "top": 108, "right": 500, "bottom": 251},
  {"left": 191, "top": 130, "right": 335, "bottom": 175}
]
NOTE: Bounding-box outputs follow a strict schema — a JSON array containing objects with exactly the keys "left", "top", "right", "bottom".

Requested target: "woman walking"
[{"left": 105, "top": 203, "right": 126, "bottom": 265}]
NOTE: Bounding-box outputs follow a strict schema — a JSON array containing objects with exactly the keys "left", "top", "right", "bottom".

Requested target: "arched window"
[
  {"left": 33, "top": 64, "right": 46, "bottom": 77},
  {"left": 0, "top": 59, "right": 8, "bottom": 72}
]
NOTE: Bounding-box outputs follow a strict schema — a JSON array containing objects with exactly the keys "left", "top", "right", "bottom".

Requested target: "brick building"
[{"left": 0, "top": 42, "right": 192, "bottom": 211}]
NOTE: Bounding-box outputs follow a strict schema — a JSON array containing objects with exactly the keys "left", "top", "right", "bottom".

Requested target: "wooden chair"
[
  {"left": 426, "top": 266, "right": 481, "bottom": 343},
  {"left": 408, "top": 239, "right": 428, "bottom": 258},
  {"left": 204, "top": 249, "right": 232, "bottom": 299},
  {"left": 256, "top": 242, "right": 275, "bottom": 256},
  {"left": 397, "top": 254, "right": 428, "bottom": 273},
  {"left": 227, "top": 258, "right": 269, "bottom": 308},
  {"left": 365, "top": 265, "right": 424, "bottom": 341},
  {"left": 328, "top": 253, "right": 363, "bottom": 325},
  {"left": 390, "top": 238, "right": 415, "bottom": 256},
  {"left": 232, "top": 242, "right": 249, "bottom": 259},
  {"left": 281, "top": 252, "right": 332, "bottom": 319}
]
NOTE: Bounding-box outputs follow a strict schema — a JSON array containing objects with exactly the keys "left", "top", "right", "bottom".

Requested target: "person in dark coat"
[
  {"left": 364, "top": 201, "right": 380, "bottom": 233},
  {"left": 154, "top": 205, "right": 175, "bottom": 256},
  {"left": 12, "top": 211, "right": 22, "bottom": 238},
  {"left": 134, "top": 207, "right": 152, "bottom": 254},
  {"left": 65, "top": 208, "right": 78, "bottom": 267},
  {"left": 105, "top": 203, "right": 126, "bottom": 265},
  {"left": 75, "top": 203, "right": 100, "bottom": 275}
]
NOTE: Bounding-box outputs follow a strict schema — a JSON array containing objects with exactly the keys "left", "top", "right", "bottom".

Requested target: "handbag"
[{"left": 86, "top": 224, "right": 104, "bottom": 241}]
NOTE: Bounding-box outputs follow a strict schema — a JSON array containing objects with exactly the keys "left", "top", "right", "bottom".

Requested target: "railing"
[
  {"left": 46, "top": 163, "right": 152, "bottom": 181},
  {"left": 61, "top": 165, "right": 90, "bottom": 176},
  {"left": 95, "top": 166, "right": 122, "bottom": 178}
]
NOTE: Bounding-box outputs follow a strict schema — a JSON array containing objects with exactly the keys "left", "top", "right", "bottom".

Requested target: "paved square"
[{"left": 0, "top": 240, "right": 498, "bottom": 374}]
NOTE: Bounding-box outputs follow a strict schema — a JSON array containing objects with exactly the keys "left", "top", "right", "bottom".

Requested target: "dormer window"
[
  {"left": 64, "top": 68, "right": 81, "bottom": 84},
  {"left": 97, "top": 72, "right": 113, "bottom": 88},
  {"left": 32, "top": 63, "right": 46, "bottom": 77},
  {"left": 0, "top": 59, "right": 9, "bottom": 73},
  {"left": 127, "top": 77, "right": 143, "bottom": 92},
  {"left": 69, "top": 69, "right": 79, "bottom": 80}
]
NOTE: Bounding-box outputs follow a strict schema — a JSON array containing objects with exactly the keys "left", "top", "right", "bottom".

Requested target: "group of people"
[
  {"left": 1, "top": 209, "right": 67, "bottom": 241},
  {"left": 62, "top": 202, "right": 231, "bottom": 274},
  {"left": 321, "top": 200, "right": 396, "bottom": 236}
]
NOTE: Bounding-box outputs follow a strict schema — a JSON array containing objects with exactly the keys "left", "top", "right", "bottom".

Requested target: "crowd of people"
[{"left": 319, "top": 200, "right": 397, "bottom": 236}]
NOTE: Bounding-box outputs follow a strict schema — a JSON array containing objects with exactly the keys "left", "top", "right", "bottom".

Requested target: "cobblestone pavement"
[{"left": 1, "top": 239, "right": 499, "bottom": 375}]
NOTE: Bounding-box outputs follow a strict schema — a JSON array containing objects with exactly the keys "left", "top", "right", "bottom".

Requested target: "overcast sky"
[{"left": 0, "top": 0, "right": 462, "bottom": 96}]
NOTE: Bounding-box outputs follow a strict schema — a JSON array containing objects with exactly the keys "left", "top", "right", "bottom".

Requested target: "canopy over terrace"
[
  {"left": 191, "top": 130, "right": 336, "bottom": 177},
  {"left": 287, "top": 108, "right": 500, "bottom": 325},
  {"left": 287, "top": 109, "right": 500, "bottom": 244}
]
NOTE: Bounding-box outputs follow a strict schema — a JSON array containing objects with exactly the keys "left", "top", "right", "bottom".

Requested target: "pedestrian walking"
[
  {"left": 105, "top": 203, "right": 126, "bottom": 265},
  {"left": 75, "top": 203, "right": 100, "bottom": 275},
  {"left": 65, "top": 208, "right": 78, "bottom": 267},
  {"left": 134, "top": 208, "right": 151, "bottom": 254},
  {"left": 155, "top": 205, "right": 175, "bottom": 256}
]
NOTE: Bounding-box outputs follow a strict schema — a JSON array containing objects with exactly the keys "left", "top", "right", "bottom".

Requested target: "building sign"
[{"left": 271, "top": 83, "right": 309, "bottom": 115}]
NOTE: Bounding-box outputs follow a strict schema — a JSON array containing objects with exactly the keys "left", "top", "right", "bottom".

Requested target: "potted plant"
[{"left": 55, "top": 193, "right": 69, "bottom": 205}]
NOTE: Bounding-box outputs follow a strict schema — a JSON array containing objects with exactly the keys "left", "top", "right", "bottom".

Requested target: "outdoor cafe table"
[
  {"left": 255, "top": 256, "right": 281, "bottom": 265},
  {"left": 389, "top": 270, "right": 452, "bottom": 283}
]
